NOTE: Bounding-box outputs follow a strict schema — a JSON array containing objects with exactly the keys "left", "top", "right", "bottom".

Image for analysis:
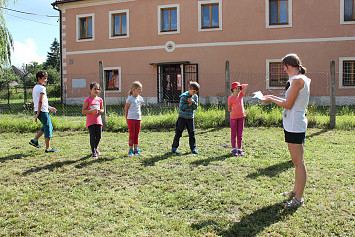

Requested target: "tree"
[
  {"left": 44, "top": 38, "right": 60, "bottom": 71},
  {"left": 0, "top": 1, "right": 15, "bottom": 71}
]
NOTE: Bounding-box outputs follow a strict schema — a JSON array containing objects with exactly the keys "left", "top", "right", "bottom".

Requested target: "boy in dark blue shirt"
[{"left": 171, "top": 82, "right": 200, "bottom": 154}]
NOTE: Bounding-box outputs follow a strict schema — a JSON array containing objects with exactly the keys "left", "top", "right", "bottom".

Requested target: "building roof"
[{"left": 52, "top": 0, "right": 85, "bottom": 5}]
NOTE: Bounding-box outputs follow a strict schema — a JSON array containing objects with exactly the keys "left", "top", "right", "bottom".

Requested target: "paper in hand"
[{"left": 252, "top": 91, "right": 265, "bottom": 100}]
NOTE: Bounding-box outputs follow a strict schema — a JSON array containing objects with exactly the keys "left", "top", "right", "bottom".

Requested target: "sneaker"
[
  {"left": 96, "top": 149, "right": 101, "bottom": 155},
  {"left": 29, "top": 139, "right": 41, "bottom": 148},
  {"left": 128, "top": 149, "right": 134, "bottom": 157},
  {"left": 45, "top": 148, "right": 58, "bottom": 153},
  {"left": 191, "top": 148, "right": 199, "bottom": 154},
  {"left": 134, "top": 149, "right": 141, "bottom": 156},
  {"left": 92, "top": 152, "right": 98, "bottom": 159},
  {"left": 237, "top": 149, "right": 244, "bottom": 156},
  {"left": 171, "top": 147, "right": 179, "bottom": 154},
  {"left": 232, "top": 149, "right": 238, "bottom": 156}
]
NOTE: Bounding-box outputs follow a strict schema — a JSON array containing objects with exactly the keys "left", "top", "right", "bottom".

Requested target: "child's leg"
[
  {"left": 186, "top": 119, "right": 196, "bottom": 150},
  {"left": 45, "top": 137, "right": 51, "bottom": 150},
  {"left": 230, "top": 119, "right": 237, "bottom": 149},
  {"left": 94, "top": 125, "right": 102, "bottom": 151},
  {"left": 88, "top": 125, "right": 96, "bottom": 153},
  {"left": 39, "top": 112, "right": 53, "bottom": 150},
  {"left": 127, "top": 119, "right": 136, "bottom": 149},
  {"left": 34, "top": 130, "right": 44, "bottom": 141},
  {"left": 133, "top": 120, "right": 141, "bottom": 149},
  {"left": 236, "top": 117, "right": 245, "bottom": 150},
  {"left": 172, "top": 117, "right": 186, "bottom": 148}
]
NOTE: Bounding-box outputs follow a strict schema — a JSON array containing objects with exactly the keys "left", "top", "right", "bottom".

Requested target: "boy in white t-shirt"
[{"left": 29, "top": 71, "right": 58, "bottom": 152}]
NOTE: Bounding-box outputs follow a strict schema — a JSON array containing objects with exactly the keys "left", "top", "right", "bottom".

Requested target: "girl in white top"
[{"left": 262, "top": 53, "right": 311, "bottom": 208}]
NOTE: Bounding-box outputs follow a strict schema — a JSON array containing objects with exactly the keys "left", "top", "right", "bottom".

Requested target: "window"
[
  {"left": 76, "top": 14, "right": 95, "bottom": 42},
  {"left": 343, "top": 61, "right": 355, "bottom": 86},
  {"left": 158, "top": 5, "right": 180, "bottom": 35},
  {"left": 80, "top": 17, "right": 92, "bottom": 39},
  {"left": 109, "top": 10, "right": 129, "bottom": 38},
  {"left": 104, "top": 68, "right": 121, "bottom": 91},
  {"left": 198, "top": 0, "right": 222, "bottom": 31},
  {"left": 202, "top": 3, "right": 219, "bottom": 28},
  {"left": 266, "top": 60, "right": 288, "bottom": 89},
  {"left": 344, "top": 0, "right": 355, "bottom": 21},
  {"left": 266, "top": 0, "right": 292, "bottom": 28}
]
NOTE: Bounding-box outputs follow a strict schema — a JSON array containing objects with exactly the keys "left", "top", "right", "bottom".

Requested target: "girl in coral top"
[{"left": 228, "top": 82, "right": 248, "bottom": 156}]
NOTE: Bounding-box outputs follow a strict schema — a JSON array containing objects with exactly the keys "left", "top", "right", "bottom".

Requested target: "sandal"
[
  {"left": 282, "top": 197, "right": 304, "bottom": 208},
  {"left": 279, "top": 191, "right": 296, "bottom": 198}
]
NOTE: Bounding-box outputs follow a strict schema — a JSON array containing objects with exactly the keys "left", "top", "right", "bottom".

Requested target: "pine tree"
[{"left": 45, "top": 38, "right": 60, "bottom": 72}]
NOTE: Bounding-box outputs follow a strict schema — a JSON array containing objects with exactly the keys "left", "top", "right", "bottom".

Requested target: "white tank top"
[{"left": 283, "top": 75, "right": 311, "bottom": 133}]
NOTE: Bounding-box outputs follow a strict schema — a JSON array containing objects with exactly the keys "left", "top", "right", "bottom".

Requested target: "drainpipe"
[{"left": 52, "top": 3, "right": 63, "bottom": 104}]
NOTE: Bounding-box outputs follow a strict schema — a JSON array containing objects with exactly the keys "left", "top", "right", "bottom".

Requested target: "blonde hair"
[{"left": 128, "top": 81, "right": 142, "bottom": 96}]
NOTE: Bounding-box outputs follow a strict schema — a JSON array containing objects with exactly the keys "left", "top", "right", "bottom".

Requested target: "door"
[{"left": 159, "top": 65, "right": 182, "bottom": 103}]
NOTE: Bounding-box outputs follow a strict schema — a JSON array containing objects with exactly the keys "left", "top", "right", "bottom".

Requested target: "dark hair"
[
  {"left": 189, "top": 81, "right": 200, "bottom": 92},
  {"left": 282, "top": 53, "right": 307, "bottom": 74},
  {"left": 128, "top": 81, "right": 142, "bottom": 97},
  {"left": 36, "top": 71, "right": 48, "bottom": 81},
  {"left": 90, "top": 82, "right": 100, "bottom": 90}
]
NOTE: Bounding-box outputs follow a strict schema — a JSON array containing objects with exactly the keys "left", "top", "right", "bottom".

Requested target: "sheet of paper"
[{"left": 252, "top": 91, "right": 264, "bottom": 100}]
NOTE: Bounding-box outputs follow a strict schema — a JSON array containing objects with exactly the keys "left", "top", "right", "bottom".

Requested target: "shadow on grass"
[
  {"left": 22, "top": 154, "right": 91, "bottom": 176},
  {"left": 306, "top": 128, "right": 328, "bottom": 138},
  {"left": 191, "top": 203, "right": 298, "bottom": 236},
  {"left": 194, "top": 127, "right": 225, "bottom": 135},
  {"left": 246, "top": 160, "right": 293, "bottom": 179},
  {"left": 75, "top": 157, "right": 115, "bottom": 168},
  {"left": 190, "top": 154, "right": 232, "bottom": 166},
  {"left": 0, "top": 151, "right": 35, "bottom": 163},
  {"left": 141, "top": 152, "right": 190, "bottom": 166}
]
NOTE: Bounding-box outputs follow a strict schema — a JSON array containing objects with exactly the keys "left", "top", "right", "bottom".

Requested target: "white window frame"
[
  {"left": 266, "top": 59, "right": 288, "bottom": 89},
  {"left": 158, "top": 4, "right": 180, "bottom": 35},
  {"left": 76, "top": 13, "right": 95, "bottom": 42},
  {"left": 265, "top": 0, "right": 292, "bottom": 29},
  {"left": 104, "top": 67, "right": 122, "bottom": 93},
  {"left": 109, "top": 9, "right": 130, "bottom": 39},
  {"left": 339, "top": 57, "right": 355, "bottom": 89},
  {"left": 340, "top": 0, "right": 355, "bottom": 24},
  {"left": 198, "top": 0, "right": 222, "bottom": 32}
]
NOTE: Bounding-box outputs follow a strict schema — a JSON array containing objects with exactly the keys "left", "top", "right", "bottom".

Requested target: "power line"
[
  {"left": 4, "top": 12, "right": 58, "bottom": 26},
  {"left": 0, "top": 6, "right": 59, "bottom": 17}
]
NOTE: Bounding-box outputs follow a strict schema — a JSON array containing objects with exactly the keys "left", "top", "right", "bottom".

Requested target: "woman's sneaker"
[
  {"left": 134, "top": 149, "right": 141, "bottom": 156},
  {"left": 92, "top": 151, "right": 98, "bottom": 159},
  {"left": 237, "top": 149, "right": 244, "bottom": 156},
  {"left": 128, "top": 149, "right": 134, "bottom": 157},
  {"left": 232, "top": 149, "right": 238, "bottom": 156},
  {"left": 96, "top": 149, "right": 101, "bottom": 155}
]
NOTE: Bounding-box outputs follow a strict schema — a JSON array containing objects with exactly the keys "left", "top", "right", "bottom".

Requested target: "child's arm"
[
  {"left": 34, "top": 93, "right": 44, "bottom": 122},
  {"left": 82, "top": 102, "right": 97, "bottom": 115},
  {"left": 179, "top": 95, "right": 189, "bottom": 110},
  {"left": 125, "top": 103, "right": 130, "bottom": 119},
  {"left": 48, "top": 106, "right": 57, "bottom": 113},
  {"left": 190, "top": 96, "right": 198, "bottom": 110},
  {"left": 240, "top": 84, "right": 248, "bottom": 95},
  {"left": 98, "top": 101, "right": 104, "bottom": 114}
]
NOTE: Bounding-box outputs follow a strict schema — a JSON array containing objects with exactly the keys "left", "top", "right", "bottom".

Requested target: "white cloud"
[{"left": 11, "top": 38, "right": 47, "bottom": 67}]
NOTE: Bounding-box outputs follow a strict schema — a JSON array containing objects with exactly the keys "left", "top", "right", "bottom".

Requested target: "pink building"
[{"left": 52, "top": 0, "right": 355, "bottom": 105}]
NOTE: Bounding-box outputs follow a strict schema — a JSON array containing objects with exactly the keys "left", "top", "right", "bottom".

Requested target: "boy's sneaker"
[
  {"left": 128, "top": 149, "right": 134, "bottom": 157},
  {"left": 171, "top": 147, "right": 179, "bottom": 154},
  {"left": 29, "top": 139, "right": 41, "bottom": 148},
  {"left": 232, "top": 149, "right": 238, "bottom": 156},
  {"left": 191, "top": 148, "right": 199, "bottom": 154},
  {"left": 92, "top": 151, "right": 98, "bottom": 159},
  {"left": 134, "top": 149, "right": 141, "bottom": 156},
  {"left": 237, "top": 149, "right": 244, "bottom": 156},
  {"left": 45, "top": 148, "right": 58, "bottom": 153}
]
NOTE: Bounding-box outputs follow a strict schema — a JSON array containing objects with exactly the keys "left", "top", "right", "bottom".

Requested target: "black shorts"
[{"left": 284, "top": 129, "right": 306, "bottom": 144}]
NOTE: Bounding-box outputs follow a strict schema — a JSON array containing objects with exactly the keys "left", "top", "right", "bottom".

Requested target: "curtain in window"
[
  {"left": 344, "top": 0, "right": 354, "bottom": 21},
  {"left": 170, "top": 9, "right": 177, "bottom": 30}
]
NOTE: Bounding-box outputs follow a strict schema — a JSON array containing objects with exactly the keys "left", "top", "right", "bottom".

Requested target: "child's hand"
[
  {"left": 92, "top": 109, "right": 98, "bottom": 114},
  {"left": 34, "top": 114, "right": 38, "bottom": 123},
  {"left": 261, "top": 95, "right": 272, "bottom": 103},
  {"left": 188, "top": 98, "right": 195, "bottom": 104},
  {"left": 49, "top": 107, "right": 57, "bottom": 113}
]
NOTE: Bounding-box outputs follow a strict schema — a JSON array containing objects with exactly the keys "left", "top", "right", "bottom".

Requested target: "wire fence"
[{"left": 0, "top": 71, "right": 353, "bottom": 117}]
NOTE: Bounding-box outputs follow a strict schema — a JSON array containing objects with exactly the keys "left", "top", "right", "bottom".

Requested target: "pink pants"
[
  {"left": 230, "top": 117, "right": 245, "bottom": 149},
  {"left": 127, "top": 119, "right": 141, "bottom": 146}
]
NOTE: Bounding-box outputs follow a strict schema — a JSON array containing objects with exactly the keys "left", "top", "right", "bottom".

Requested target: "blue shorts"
[{"left": 35, "top": 111, "right": 53, "bottom": 138}]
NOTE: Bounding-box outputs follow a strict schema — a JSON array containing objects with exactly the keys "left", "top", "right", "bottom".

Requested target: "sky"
[{"left": 3, "top": 0, "right": 59, "bottom": 67}]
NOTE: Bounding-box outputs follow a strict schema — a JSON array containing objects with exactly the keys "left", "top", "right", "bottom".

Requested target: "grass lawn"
[{"left": 0, "top": 128, "right": 354, "bottom": 236}]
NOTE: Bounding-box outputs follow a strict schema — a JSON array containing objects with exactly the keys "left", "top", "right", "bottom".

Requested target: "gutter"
[{"left": 51, "top": 3, "right": 63, "bottom": 104}]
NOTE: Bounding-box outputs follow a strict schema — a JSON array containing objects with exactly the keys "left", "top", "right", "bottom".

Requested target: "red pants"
[{"left": 127, "top": 119, "right": 141, "bottom": 146}]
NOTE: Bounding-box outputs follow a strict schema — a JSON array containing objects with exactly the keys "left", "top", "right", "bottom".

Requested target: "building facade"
[{"left": 52, "top": 0, "right": 355, "bottom": 105}]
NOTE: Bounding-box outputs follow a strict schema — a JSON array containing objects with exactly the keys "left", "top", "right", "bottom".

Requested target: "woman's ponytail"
[{"left": 299, "top": 65, "right": 306, "bottom": 74}]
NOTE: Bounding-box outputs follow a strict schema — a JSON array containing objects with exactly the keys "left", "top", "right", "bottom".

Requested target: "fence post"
[
  {"left": 99, "top": 61, "right": 107, "bottom": 130},
  {"left": 329, "top": 60, "right": 336, "bottom": 129},
  {"left": 225, "top": 60, "right": 230, "bottom": 125}
]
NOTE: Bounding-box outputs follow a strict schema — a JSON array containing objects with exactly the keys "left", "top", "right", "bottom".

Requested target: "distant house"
[{"left": 52, "top": 0, "right": 355, "bottom": 105}]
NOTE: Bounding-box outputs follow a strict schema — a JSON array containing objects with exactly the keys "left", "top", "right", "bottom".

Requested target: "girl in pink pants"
[{"left": 228, "top": 82, "right": 248, "bottom": 156}]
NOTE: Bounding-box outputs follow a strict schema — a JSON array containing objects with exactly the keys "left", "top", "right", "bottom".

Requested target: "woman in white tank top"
[{"left": 262, "top": 54, "right": 310, "bottom": 208}]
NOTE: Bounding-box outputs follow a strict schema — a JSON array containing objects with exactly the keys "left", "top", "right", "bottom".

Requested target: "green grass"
[{"left": 0, "top": 128, "right": 354, "bottom": 236}]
